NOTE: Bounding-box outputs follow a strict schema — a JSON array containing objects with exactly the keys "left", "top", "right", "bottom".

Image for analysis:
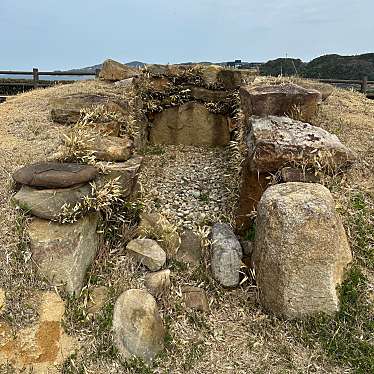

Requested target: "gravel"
[{"left": 139, "top": 145, "right": 239, "bottom": 230}]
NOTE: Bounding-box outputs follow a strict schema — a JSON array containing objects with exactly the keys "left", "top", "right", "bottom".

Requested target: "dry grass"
[{"left": 0, "top": 78, "right": 373, "bottom": 373}]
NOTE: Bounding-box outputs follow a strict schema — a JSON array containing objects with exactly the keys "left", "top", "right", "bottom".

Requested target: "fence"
[{"left": 0, "top": 68, "right": 101, "bottom": 89}]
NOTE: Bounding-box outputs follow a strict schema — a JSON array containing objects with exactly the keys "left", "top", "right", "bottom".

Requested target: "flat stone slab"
[
  {"left": 13, "top": 184, "right": 92, "bottom": 221},
  {"left": 247, "top": 116, "right": 355, "bottom": 172},
  {"left": 240, "top": 83, "right": 321, "bottom": 121},
  {"left": 13, "top": 162, "right": 98, "bottom": 188}
]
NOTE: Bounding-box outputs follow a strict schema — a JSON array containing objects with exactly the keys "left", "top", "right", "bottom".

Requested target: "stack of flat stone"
[
  {"left": 236, "top": 83, "right": 355, "bottom": 231},
  {"left": 12, "top": 158, "right": 142, "bottom": 295},
  {"left": 236, "top": 82, "right": 354, "bottom": 318}
]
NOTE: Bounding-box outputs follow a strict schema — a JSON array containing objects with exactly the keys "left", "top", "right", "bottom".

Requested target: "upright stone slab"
[
  {"left": 253, "top": 183, "right": 352, "bottom": 318},
  {"left": 150, "top": 102, "right": 230, "bottom": 146},
  {"left": 211, "top": 223, "right": 242, "bottom": 287},
  {"left": 28, "top": 213, "right": 100, "bottom": 295},
  {"left": 240, "top": 83, "right": 321, "bottom": 121},
  {"left": 113, "top": 289, "right": 165, "bottom": 362}
]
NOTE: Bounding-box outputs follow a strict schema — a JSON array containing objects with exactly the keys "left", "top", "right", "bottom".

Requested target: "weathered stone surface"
[
  {"left": 145, "top": 269, "right": 171, "bottom": 297},
  {"left": 176, "top": 229, "right": 202, "bottom": 266},
  {"left": 28, "top": 213, "right": 99, "bottom": 294},
  {"left": 138, "top": 212, "right": 180, "bottom": 258},
  {"left": 280, "top": 166, "right": 319, "bottom": 183},
  {"left": 144, "top": 64, "right": 169, "bottom": 76},
  {"left": 50, "top": 94, "right": 128, "bottom": 125},
  {"left": 211, "top": 223, "right": 242, "bottom": 287},
  {"left": 240, "top": 83, "right": 321, "bottom": 121},
  {"left": 253, "top": 182, "right": 352, "bottom": 318},
  {"left": 182, "top": 286, "right": 209, "bottom": 312},
  {"left": 12, "top": 162, "right": 97, "bottom": 188},
  {"left": 90, "top": 120, "right": 121, "bottom": 136},
  {"left": 87, "top": 286, "right": 109, "bottom": 314},
  {"left": 114, "top": 77, "right": 135, "bottom": 87},
  {"left": 0, "top": 292, "right": 79, "bottom": 373},
  {"left": 95, "top": 156, "right": 142, "bottom": 197},
  {"left": 13, "top": 184, "right": 92, "bottom": 221},
  {"left": 113, "top": 289, "right": 165, "bottom": 362},
  {"left": 126, "top": 239, "right": 166, "bottom": 271},
  {"left": 246, "top": 116, "right": 355, "bottom": 173},
  {"left": 99, "top": 59, "right": 139, "bottom": 81},
  {"left": 150, "top": 102, "right": 230, "bottom": 146},
  {"left": 86, "top": 135, "right": 134, "bottom": 161},
  {"left": 241, "top": 240, "right": 253, "bottom": 257}
]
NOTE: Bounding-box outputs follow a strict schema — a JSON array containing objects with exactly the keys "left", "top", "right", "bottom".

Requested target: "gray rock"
[
  {"left": 211, "top": 223, "right": 242, "bottom": 287},
  {"left": 113, "top": 289, "right": 165, "bottom": 362},
  {"left": 126, "top": 239, "right": 166, "bottom": 271},
  {"left": 28, "top": 213, "right": 99, "bottom": 295},
  {"left": 176, "top": 230, "right": 202, "bottom": 266},
  {"left": 12, "top": 162, "right": 98, "bottom": 188},
  {"left": 253, "top": 182, "right": 352, "bottom": 318},
  {"left": 13, "top": 184, "right": 92, "bottom": 221},
  {"left": 145, "top": 269, "right": 171, "bottom": 296},
  {"left": 241, "top": 240, "right": 253, "bottom": 257}
]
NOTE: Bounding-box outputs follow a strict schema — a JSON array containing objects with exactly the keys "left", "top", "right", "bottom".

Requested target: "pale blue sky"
[{"left": 0, "top": 0, "right": 372, "bottom": 70}]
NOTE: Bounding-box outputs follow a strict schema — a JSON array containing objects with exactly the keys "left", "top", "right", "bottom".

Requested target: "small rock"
[
  {"left": 145, "top": 269, "right": 171, "bottom": 296},
  {"left": 28, "top": 213, "right": 99, "bottom": 295},
  {"left": 241, "top": 240, "right": 253, "bottom": 257},
  {"left": 114, "top": 77, "right": 135, "bottom": 87},
  {"left": 192, "top": 190, "right": 201, "bottom": 198},
  {"left": 182, "top": 286, "right": 209, "bottom": 312},
  {"left": 12, "top": 162, "right": 98, "bottom": 189},
  {"left": 13, "top": 183, "right": 92, "bottom": 221},
  {"left": 176, "top": 230, "right": 202, "bottom": 266},
  {"left": 126, "top": 239, "right": 166, "bottom": 271},
  {"left": 138, "top": 212, "right": 180, "bottom": 258},
  {"left": 211, "top": 223, "right": 242, "bottom": 287},
  {"left": 87, "top": 286, "right": 109, "bottom": 314},
  {"left": 113, "top": 289, "right": 165, "bottom": 362}
]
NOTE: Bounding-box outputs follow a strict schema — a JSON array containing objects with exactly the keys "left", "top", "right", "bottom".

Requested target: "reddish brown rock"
[
  {"left": 240, "top": 83, "right": 321, "bottom": 121},
  {"left": 182, "top": 286, "right": 209, "bottom": 312},
  {"left": 86, "top": 135, "right": 134, "bottom": 161}
]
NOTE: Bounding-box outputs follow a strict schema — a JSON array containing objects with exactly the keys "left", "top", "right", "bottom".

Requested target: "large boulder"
[
  {"left": 28, "top": 213, "right": 100, "bottom": 295},
  {"left": 12, "top": 162, "right": 97, "bottom": 188},
  {"left": 99, "top": 59, "right": 140, "bottom": 81},
  {"left": 126, "top": 239, "right": 166, "bottom": 271},
  {"left": 240, "top": 83, "right": 321, "bottom": 121},
  {"left": 113, "top": 289, "right": 165, "bottom": 362},
  {"left": 246, "top": 116, "right": 355, "bottom": 173},
  {"left": 253, "top": 183, "right": 352, "bottom": 318},
  {"left": 50, "top": 94, "right": 128, "bottom": 125},
  {"left": 211, "top": 223, "right": 242, "bottom": 287},
  {"left": 95, "top": 156, "right": 142, "bottom": 197},
  {"left": 85, "top": 135, "right": 134, "bottom": 162},
  {"left": 13, "top": 184, "right": 92, "bottom": 221},
  {"left": 150, "top": 102, "right": 230, "bottom": 146}
]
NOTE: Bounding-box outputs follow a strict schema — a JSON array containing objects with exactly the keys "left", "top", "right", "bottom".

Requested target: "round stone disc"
[{"left": 13, "top": 162, "right": 98, "bottom": 188}]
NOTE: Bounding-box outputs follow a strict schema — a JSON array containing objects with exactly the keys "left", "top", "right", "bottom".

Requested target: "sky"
[{"left": 0, "top": 0, "right": 373, "bottom": 70}]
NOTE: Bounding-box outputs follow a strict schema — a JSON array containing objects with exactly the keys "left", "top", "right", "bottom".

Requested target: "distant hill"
[{"left": 260, "top": 53, "right": 374, "bottom": 80}]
